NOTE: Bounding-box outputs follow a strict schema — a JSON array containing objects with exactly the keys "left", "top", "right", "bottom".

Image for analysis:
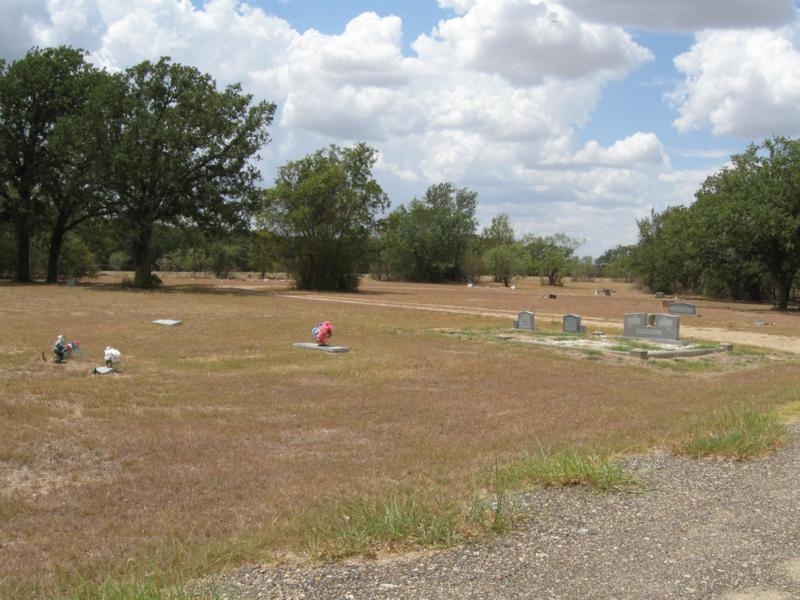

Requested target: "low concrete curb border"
[{"left": 630, "top": 344, "right": 733, "bottom": 360}]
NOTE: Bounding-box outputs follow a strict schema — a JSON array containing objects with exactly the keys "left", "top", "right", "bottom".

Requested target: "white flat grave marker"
[
  {"left": 152, "top": 319, "right": 183, "bottom": 326},
  {"left": 293, "top": 342, "right": 349, "bottom": 353},
  {"left": 93, "top": 366, "right": 114, "bottom": 374}
]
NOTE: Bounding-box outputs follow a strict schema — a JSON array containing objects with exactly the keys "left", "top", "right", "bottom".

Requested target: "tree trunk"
[
  {"left": 132, "top": 224, "right": 156, "bottom": 288},
  {"left": 776, "top": 278, "right": 791, "bottom": 310},
  {"left": 46, "top": 223, "right": 67, "bottom": 284},
  {"left": 15, "top": 219, "right": 32, "bottom": 283}
]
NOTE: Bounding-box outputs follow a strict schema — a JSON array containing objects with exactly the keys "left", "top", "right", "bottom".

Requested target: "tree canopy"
[
  {"left": 93, "top": 57, "right": 275, "bottom": 287},
  {"left": 631, "top": 136, "right": 800, "bottom": 309},
  {"left": 0, "top": 46, "right": 103, "bottom": 282},
  {"left": 374, "top": 182, "right": 478, "bottom": 282},
  {"left": 262, "top": 143, "right": 388, "bottom": 291}
]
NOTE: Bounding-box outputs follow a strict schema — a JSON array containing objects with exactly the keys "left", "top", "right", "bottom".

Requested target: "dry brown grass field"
[{"left": 2, "top": 274, "right": 800, "bottom": 596}]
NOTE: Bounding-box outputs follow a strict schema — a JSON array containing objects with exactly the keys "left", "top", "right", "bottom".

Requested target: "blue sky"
[{"left": 3, "top": 0, "right": 799, "bottom": 255}]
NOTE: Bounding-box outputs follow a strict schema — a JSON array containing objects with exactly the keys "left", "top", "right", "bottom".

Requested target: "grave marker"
[
  {"left": 513, "top": 311, "right": 535, "bottom": 331},
  {"left": 623, "top": 313, "right": 680, "bottom": 342},
  {"left": 562, "top": 314, "right": 586, "bottom": 334},
  {"left": 152, "top": 319, "right": 183, "bottom": 326},
  {"left": 666, "top": 302, "right": 697, "bottom": 316},
  {"left": 293, "top": 342, "right": 349, "bottom": 353}
]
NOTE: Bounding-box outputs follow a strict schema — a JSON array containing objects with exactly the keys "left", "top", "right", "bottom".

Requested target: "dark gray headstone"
[
  {"left": 623, "top": 313, "right": 680, "bottom": 341},
  {"left": 513, "top": 311, "right": 535, "bottom": 331},
  {"left": 666, "top": 302, "right": 697, "bottom": 316},
  {"left": 563, "top": 314, "right": 586, "bottom": 334}
]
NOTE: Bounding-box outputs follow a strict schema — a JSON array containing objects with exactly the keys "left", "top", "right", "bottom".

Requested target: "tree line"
[
  {"left": 3, "top": 47, "right": 798, "bottom": 308},
  {"left": 610, "top": 137, "right": 800, "bottom": 310},
  {"left": 0, "top": 46, "right": 587, "bottom": 291}
]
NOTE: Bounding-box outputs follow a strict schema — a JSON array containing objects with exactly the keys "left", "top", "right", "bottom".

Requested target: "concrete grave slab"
[
  {"left": 152, "top": 319, "right": 183, "bottom": 326},
  {"left": 293, "top": 343, "right": 350, "bottom": 353}
]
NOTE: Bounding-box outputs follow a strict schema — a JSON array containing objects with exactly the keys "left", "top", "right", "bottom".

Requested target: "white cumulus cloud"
[
  {"left": 561, "top": 0, "right": 796, "bottom": 32},
  {"left": 0, "top": 0, "right": 733, "bottom": 255},
  {"left": 669, "top": 26, "right": 800, "bottom": 138},
  {"left": 416, "top": 0, "right": 652, "bottom": 85}
]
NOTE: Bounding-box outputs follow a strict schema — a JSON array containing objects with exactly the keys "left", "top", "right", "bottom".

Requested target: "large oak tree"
[
  {"left": 0, "top": 46, "right": 100, "bottom": 282},
  {"left": 94, "top": 57, "right": 275, "bottom": 288}
]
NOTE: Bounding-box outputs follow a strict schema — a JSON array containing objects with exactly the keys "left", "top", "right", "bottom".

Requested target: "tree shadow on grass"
[{"left": 70, "top": 280, "right": 401, "bottom": 298}]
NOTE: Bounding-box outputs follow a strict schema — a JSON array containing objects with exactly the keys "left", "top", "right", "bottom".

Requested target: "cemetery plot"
[
  {"left": 1, "top": 279, "right": 799, "bottom": 596},
  {"left": 438, "top": 325, "right": 784, "bottom": 371}
]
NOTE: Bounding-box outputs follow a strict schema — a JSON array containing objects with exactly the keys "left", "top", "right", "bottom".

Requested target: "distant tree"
[
  {"left": 569, "top": 255, "right": 597, "bottom": 282},
  {"left": 424, "top": 182, "right": 478, "bottom": 281},
  {"left": 481, "top": 213, "right": 515, "bottom": 249},
  {"left": 184, "top": 247, "right": 210, "bottom": 277},
  {"left": 248, "top": 230, "right": 283, "bottom": 277},
  {"left": 484, "top": 242, "right": 527, "bottom": 286},
  {"left": 210, "top": 242, "right": 240, "bottom": 278},
  {"left": 0, "top": 46, "right": 101, "bottom": 282},
  {"left": 596, "top": 244, "right": 636, "bottom": 281},
  {"left": 108, "top": 250, "right": 130, "bottom": 271},
  {"left": 93, "top": 57, "right": 274, "bottom": 287},
  {"left": 694, "top": 137, "right": 800, "bottom": 309},
  {"left": 634, "top": 207, "right": 701, "bottom": 294},
  {"left": 262, "top": 143, "right": 388, "bottom": 291},
  {"left": 524, "top": 233, "right": 582, "bottom": 285},
  {"left": 59, "top": 233, "right": 97, "bottom": 278},
  {"left": 375, "top": 183, "right": 478, "bottom": 282}
]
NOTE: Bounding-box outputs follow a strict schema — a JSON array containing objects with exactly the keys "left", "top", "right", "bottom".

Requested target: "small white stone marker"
[
  {"left": 293, "top": 342, "right": 349, "bottom": 353},
  {"left": 152, "top": 319, "right": 183, "bottom": 326},
  {"left": 93, "top": 366, "right": 114, "bottom": 374}
]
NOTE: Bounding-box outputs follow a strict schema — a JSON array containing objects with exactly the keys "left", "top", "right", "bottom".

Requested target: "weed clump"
[
  {"left": 675, "top": 406, "right": 789, "bottom": 460},
  {"left": 303, "top": 494, "right": 465, "bottom": 559},
  {"left": 494, "top": 447, "right": 641, "bottom": 493}
]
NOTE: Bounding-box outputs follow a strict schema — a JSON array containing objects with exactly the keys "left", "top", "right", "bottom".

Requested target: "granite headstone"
[
  {"left": 623, "top": 313, "right": 680, "bottom": 342},
  {"left": 513, "top": 311, "right": 535, "bottom": 331},
  {"left": 666, "top": 302, "right": 697, "bottom": 316},
  {"left": 563, "top": 314, "right": 586, "bottom": 334}
]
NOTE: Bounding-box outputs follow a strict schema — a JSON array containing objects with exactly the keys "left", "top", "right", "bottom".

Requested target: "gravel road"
[{"left": 207, "top": 427, "right": 800, "bottom": 600}]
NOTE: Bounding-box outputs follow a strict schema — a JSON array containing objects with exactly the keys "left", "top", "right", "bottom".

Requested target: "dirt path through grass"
[{"left": 280, "top": 293, "right": 800, "bottom": 354}]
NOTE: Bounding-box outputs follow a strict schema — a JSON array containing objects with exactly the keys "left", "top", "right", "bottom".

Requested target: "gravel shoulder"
[{"left": 206, "top": 427, "right": 800, "bottom": 600}]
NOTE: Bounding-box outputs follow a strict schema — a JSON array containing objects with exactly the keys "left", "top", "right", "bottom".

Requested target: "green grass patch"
[
  {"left": 608, "top": 339, "right": 663, "bottom": 352},
  {"left": 302, "top": 493, "right": 467, "bottom": 559},
  {"left": 651, "top": 357, "right": 716, "bottom": 372},
  {"left": 579, "top": 349, "right": 603, "bottom": 357},
  {"left": 674, "top": 406, "right": 790, "bottom": 460},
  {"left": 729, "top": 347, "right": 767, "bottom": 357},
  {"left": 493, "top": 447, "right": 642, "bottom": 493},
  {"left": 54, "top": 578, "right": 194, "bottom": 600}
]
